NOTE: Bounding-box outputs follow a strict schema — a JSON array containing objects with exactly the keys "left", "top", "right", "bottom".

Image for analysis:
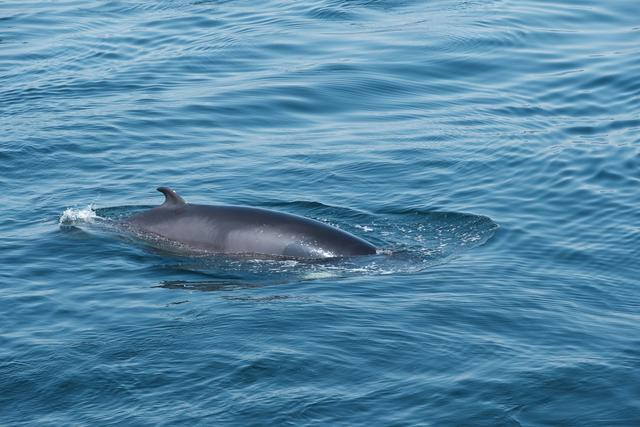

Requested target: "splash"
[{"left": 59, "top": 204, "right": 100, "bottom": 225}]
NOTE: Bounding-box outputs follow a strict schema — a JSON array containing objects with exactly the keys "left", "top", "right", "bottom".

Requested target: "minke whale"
[{"left": 123, "top": 187, "right": 377, "bottom": 259}]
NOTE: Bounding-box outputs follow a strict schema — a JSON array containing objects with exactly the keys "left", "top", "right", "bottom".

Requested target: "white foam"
[
  {"left": 302, "top": 271, "right": 339, "bottom": 280},
  {"left": 59, "top": 204, "right": 99, "bottom": 225}
]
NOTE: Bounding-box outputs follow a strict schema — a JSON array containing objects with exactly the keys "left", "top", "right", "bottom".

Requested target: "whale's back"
[{"left": 126, "top": 202, "right": 376, "bottom": 258}]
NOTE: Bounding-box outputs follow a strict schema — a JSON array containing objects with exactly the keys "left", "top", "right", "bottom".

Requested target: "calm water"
[{"left": 2, "top": 0, "right": 640, "bottom": 425}]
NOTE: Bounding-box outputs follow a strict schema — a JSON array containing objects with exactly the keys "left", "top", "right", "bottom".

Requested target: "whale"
[{"left": 123, "top": 187, "right": 377, "bottom": 259}]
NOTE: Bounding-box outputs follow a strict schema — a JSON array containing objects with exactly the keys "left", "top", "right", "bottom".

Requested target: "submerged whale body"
[{"left": 124, "top": 187, "right": 377, "bottom": 259}]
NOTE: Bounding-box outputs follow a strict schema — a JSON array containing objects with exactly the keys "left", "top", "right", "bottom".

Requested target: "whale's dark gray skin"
[{"left": 124, "top": 187, "right": 377, "bottom": 259}]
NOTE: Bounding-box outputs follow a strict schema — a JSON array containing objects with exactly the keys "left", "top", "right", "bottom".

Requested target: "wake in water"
[{"left": 59, "top": 202, "right": 498, "bottom": 288}]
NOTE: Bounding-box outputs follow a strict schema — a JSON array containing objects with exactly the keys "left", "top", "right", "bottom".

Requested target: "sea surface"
[{"left": 1, "top": 1, "right": 639, "bottom": 425}]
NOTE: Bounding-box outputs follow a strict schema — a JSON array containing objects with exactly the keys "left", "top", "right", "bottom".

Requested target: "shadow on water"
[
  {"left": 59, "top": 201, "right": 498, "bottom": 290},
  {"left": 154, "top": 279, "right": 265, "bottom": 292}
]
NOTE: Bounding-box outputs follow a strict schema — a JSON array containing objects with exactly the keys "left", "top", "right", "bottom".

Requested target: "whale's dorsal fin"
[{"left": 157, "top": 187, "right": 186, "bottom": 207}]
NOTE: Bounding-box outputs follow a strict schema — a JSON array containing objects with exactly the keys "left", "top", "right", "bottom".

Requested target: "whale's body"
[{"left": 124, "top": 188, "right": 377, "bottom": 259}]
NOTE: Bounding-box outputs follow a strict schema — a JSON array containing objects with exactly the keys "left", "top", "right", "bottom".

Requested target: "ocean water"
[{"left": 2, "top": 0, "right": 639, "bottom": 425}]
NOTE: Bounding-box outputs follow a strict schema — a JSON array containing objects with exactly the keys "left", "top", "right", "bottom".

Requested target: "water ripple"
[{"left": 2, "top": 0, "right": 640, "bottom": 425}]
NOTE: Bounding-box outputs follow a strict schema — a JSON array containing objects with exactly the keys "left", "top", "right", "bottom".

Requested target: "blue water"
[{"left": 2, "top": 0, "right": 640, "bottom": 425}]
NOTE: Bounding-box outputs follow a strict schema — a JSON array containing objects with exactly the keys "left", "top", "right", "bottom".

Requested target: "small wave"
[{"left": 356, "top": 224, "right": 374, "bottom": 232}]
